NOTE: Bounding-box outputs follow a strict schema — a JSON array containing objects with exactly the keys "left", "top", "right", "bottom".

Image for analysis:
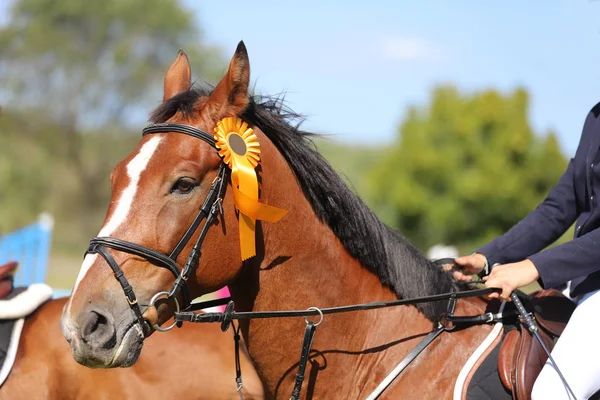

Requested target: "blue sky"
[
  {"left": 2, "top": 1, "right": 599, "bottom": 155},
  {"left": 187, "top": 1, "right": 600, "bottom": 155}
]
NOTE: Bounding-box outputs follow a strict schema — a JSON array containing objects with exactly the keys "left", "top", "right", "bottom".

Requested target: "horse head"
[{"left": 60, "top": 42, "right": 288, "bottom": 368}]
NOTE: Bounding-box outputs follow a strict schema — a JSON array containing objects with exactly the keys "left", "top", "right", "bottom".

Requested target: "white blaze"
[{"left": 67, "top": 136, "right": 162, "bottom": 313}]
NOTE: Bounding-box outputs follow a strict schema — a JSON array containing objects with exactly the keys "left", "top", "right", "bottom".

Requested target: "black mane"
[{"left": 150, "top": 85, "right": 456, "bottom": 321}]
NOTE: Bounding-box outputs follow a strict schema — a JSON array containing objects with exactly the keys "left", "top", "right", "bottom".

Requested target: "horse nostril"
[
  {"left": 83, "top": 311, "right": 106, "bottom": 337},
  {"left": 80, "top": 309, "right": 115, "bottom": 349}
]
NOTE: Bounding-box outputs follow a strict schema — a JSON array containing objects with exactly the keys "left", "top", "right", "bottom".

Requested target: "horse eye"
[{"left": 170, "top": 178, "right": 198, "bottom": 194}]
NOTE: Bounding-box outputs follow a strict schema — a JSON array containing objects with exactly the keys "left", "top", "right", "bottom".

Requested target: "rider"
[{"left": 453, "top": 102, "right": 600, "bottom": 400}]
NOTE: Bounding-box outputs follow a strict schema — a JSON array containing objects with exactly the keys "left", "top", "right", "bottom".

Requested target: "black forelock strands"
[
  {"left": 150, "top": 89, "right": 201, "bottom": 123},
  {"left": 150, "top": 85, "right": 457, "bottom": 321}
]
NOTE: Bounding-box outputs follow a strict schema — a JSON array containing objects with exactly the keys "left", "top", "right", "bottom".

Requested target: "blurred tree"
[
  {"left": 0, "top": 108, "right": 139, "bottom": 246},
  {"left": 0, "top": 0, "right": 224, "bottom": 248},
  {"left": 0, "top": 0, "right": 222, "bottom": 125},
  {"left": 368, "top": 85, "right": 568, "bottom": 252},
  {"left": 0, "top": 109, "right": 54, "bottom": 230},
  {"left": 315, "top": 138, "right": 380, "bottom": 197}
]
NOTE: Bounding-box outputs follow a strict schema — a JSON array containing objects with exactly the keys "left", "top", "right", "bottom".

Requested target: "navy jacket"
[{"left": 477, "top": 102, "right": 600, "bottom": 298}]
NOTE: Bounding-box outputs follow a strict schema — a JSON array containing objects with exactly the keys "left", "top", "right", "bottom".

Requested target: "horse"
[
  {"left": 59, "top": 42, "right": 544, "bottom": 399},
  {"left": 0, "top": 263, "right": 264, "bottom": 399}
]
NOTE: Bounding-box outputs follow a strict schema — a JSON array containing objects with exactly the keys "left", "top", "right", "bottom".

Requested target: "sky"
[
  {"left": 1, "top": 1, "right": 599, "bottom": 155},
  {"left": 184, "top": 0, "right": 600, "bottom": 155}
]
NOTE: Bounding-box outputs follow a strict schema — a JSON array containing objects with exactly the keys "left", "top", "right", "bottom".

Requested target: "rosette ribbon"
[{"left": 214, "top": 117, "right": 287, "bottom": 260}]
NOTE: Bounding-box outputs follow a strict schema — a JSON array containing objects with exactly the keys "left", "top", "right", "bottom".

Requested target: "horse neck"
[
  {"left": 222, "top": 133, "right": 490, "bottom": 397},
  {"left": 223, "top": 134, "right": 452, "bottom": 397},
  {"left": 226, "top": 132, "right": 439, "bottom": 342},
  {"left": 229, "top": 132, "right": 404, "bottom": 310},
  {"left": 229, "top": 199, "right": 400, "bottom": 315}
]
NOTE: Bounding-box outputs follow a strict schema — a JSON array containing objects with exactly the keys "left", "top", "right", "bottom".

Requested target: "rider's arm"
[
  {"left": 528, "top": 226, "right": 600, "bottom": 288},
  {"left": 476, "top": 158, "right": 578, "bottom": 268},
  {"left": 474, "top": 105, "right": 600, "bottom": 270}
]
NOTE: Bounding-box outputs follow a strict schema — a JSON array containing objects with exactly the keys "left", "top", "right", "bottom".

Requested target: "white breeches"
[{"left": 531, "top": 288, "right": 600, "bottom": 400}]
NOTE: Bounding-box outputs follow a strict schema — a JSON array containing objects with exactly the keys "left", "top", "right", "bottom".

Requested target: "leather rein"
[{"left": 172, "top": 263, "right": 504, "bottom": 400}]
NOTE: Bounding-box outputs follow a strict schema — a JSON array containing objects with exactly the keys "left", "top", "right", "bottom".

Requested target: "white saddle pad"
[{"left": 0, "top": 284, "right": 53, "bottom": 388}]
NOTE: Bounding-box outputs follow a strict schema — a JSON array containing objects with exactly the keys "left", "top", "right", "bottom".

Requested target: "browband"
[{"left": 142, "top": 123, "right": 216, "bottom": 149}]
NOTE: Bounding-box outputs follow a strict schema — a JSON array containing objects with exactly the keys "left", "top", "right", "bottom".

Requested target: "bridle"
[{"left": 86, "top": 122, "right": 228, "bottom": 337}]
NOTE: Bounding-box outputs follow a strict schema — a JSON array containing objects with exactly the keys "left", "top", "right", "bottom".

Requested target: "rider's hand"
[
  {"left": 483, "top": 259, "right": 540, "bottom": 300},
  {"left": 453, "top": 253, "right": 488, "bottom": 281}
]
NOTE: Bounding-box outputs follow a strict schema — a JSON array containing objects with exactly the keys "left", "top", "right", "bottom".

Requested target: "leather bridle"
[{"left": 86, "top": 123, "right": 228, "bottom": 337}]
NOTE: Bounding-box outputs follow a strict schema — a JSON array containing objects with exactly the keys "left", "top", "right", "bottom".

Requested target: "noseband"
[{"left": 86, "top": 123, "right": 228, "bottom": 337}]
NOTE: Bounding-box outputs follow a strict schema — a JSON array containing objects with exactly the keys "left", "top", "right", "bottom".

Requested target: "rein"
[
  {"left": 174, "top": 287, "right": 499, "bottom": 326},
  {"left": 174, "top": 285, "right": 501, "bottom": 400}
]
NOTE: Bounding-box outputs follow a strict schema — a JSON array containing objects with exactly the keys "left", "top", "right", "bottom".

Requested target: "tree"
[
  {"left": 0, "top": 0, "right": 224, "bottom": 246},
  {"left": 368, "top": 85, "right": 567, "bottom": 252},
  {"left": 0, "top": 0, "right": 222, "bottom": 125},
  {"left": 0, "top": 109, "right": 54, "bottom": 231}
]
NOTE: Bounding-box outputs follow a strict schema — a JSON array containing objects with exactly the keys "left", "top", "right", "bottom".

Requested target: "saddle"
[
  {"left": 0, "top": 262, "right": 18, "bottom": 299},
  {"left": 496, "top": 289, "right": 576, "bottom": 400}
]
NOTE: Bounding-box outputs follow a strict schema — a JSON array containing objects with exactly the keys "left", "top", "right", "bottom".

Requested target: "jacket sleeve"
[
  {"left": 476, "top": 158, "right": 578, "bottom": 266},
  {"left": 528, "top": 227, "right": 600, "bottom": 288}
]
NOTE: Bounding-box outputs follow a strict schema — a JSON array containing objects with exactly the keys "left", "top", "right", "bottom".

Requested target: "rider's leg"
[{"left": 531, "top": 289, "right": 600, "bottom": 400}]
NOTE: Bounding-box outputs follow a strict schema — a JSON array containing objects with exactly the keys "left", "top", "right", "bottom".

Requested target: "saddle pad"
[
  {"left": 454, "top": 323, "right": 502, "bottom": 399},
  {"left": 454, "top": 322, "right": 513, "bottom": 400},
  {"left": 0, "top": 285, "right": 53, "bottom": 388},
  {"left": 0, "top": 317, "right": 24, "bottom": 388},
  {"left": 466, "top": 339, "right": 512, "bottom": 399},
  {"left": 0, "top": 283, "right": 53, "bottom": 319}
]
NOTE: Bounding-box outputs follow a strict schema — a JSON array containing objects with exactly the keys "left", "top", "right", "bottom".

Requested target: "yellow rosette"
[{"left": 214, "top": 117, "right": 287, "bottom": 260}]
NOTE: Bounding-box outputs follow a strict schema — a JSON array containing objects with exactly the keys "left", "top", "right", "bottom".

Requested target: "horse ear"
[
  {"left": 163, "top": 50, "right": 192, "bottom": 101},
  {"left": 203, "top": 41, "right": 250, "bottom": 119}
]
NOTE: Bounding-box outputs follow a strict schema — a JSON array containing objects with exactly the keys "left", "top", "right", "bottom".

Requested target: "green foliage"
[
  {"left": 314, "top": 137, "right": 380, "bottom": 197},
  {"left": 0, "top": 111, "right": 54, "bottom": 231},
  {"left": 0, "top": 0, "right": 223, "bottom": 124},
  {"left": 0, "top": 0, "right": 224, "bottom": 256},
  {"left": 368, "top": 85, "right": 567, "bottom": 252},
  {"left": 0, "top": 109, "right": 140, "bottom": 252}
]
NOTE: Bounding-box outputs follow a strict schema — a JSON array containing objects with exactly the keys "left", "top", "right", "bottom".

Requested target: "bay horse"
[
  {"left": 0, "top": 264, "right": 263, "bottom": 399},
  {"left": 60, "top": 42, "right": 502, "bottom": 399}
]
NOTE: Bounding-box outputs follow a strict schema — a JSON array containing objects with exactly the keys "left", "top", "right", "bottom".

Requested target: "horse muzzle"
[{"left": 61, "top": 306, "right": 145, "bottom": 368}]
